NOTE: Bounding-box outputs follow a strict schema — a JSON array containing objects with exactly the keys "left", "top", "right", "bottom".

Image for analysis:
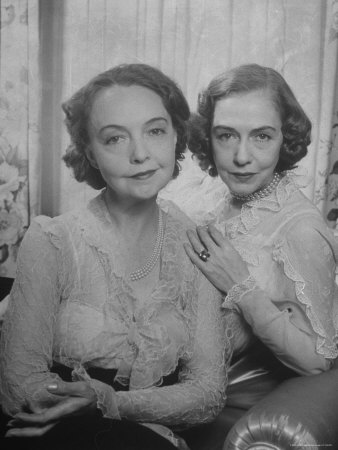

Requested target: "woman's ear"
[
  {"left": 174, "top": 131, "right": 178, "bottom": 148},
  {"left": 85, "top": 147, "right": 99, "bottom": 169}
]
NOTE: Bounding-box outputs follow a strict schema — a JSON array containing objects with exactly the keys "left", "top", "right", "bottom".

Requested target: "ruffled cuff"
[
  {"left": 72, "top": 366, "right": 120, "bottom": 419},
  {"left": 87, "top": 378, "right": 121, "bottom": 419},
  {"left": 222, "top": 276, "right": 257, "bottom": 310}
]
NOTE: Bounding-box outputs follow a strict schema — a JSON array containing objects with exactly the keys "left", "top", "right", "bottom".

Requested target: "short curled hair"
[
  {"left": 189, "top": 64, "right": 311, "bottom": 177},
  {"left": 62, "top": 63, "right": 190, "bottom": 189}
]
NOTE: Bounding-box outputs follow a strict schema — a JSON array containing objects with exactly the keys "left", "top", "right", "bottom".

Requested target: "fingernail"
[{"left": 47, "top": 383, "right": 58, "bottom": 390}]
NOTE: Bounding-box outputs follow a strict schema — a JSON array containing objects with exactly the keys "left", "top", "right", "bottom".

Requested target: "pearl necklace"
[
  {"left": 231, "top": 173, "right": 281, "bottom": 203},
  {"left": 129, "top": 209, "right": 164, "bottom": 282}
]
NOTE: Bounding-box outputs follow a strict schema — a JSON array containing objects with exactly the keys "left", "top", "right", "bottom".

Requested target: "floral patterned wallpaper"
[
  {"left": 326, "top": 108, "right": 338, "bottom": 225},
  {"left": 0, "top": 0, "right": 39, "bottom": 278},
  {"left": 0, "top": 150, "right": 28, "bottom": 275}
]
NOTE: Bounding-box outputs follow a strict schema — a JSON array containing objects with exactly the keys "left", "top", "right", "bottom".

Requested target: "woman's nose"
[
  {"left": 130, "top": 138, "right": 150, "bottom": 163},
  {"left": 234, "top": 139, "right": 251, "bottom": 165}
]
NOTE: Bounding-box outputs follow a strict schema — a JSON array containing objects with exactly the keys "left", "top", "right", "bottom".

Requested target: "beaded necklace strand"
[
  {"left": 231, "top": 172, "right": 281, "bottom": 203},
  {"left": 129, "top": 209, "right": 164, "bottom": 282}
]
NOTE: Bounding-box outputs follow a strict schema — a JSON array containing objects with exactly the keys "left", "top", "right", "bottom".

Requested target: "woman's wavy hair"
[
  {"left": 62, "top": 63, "right": 190, "bottom": 189},
  {"left": 189, "top": 64, "right": 311, "bottom": 176}
]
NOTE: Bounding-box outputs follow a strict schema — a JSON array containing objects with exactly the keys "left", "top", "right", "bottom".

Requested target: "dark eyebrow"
[
  {"left": 212, "top": 125, "right": 236, "bottom": 133},
  {"left": 250, "top": 126, "right": 278, "bottom": 133},
  {"left": 212, "top": 125, "right": 278, "bottom": 133},
  {"left": 145, "top": 117, "right": 169, "bottom": 125},
  {"left": 98, "top": 117, "right": 168, "bottom": 134}
]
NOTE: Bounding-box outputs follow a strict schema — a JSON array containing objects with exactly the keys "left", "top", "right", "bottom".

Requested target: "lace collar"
[
  {"left": 215, "top": 173, "right": 299, "bottom": 237},
  {"left": 68, "top": 192, "right": 196, "bottom": 389}
]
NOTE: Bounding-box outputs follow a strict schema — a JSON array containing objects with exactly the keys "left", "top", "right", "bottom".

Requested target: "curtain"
[
  {"left": 1, "top": 0, "right": 337, "bottom": 275},
  {"left": 0, "top": 0, "right": 40, "bottom": 277},
  {"left": 325, "top": 0, "right": 338, "bottom": 225},
  {"left": 56, "top": 0, "right": 338, "bottom": 218}
]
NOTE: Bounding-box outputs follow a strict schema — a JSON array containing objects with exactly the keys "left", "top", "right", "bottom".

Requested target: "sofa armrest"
[{"left": 224, "top": 368, "right": 338, "bottom": 449}]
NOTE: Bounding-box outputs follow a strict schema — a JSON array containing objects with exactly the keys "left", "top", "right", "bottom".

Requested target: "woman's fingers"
[
  {"left": 13, "top": 397, "right": 87, "bottom": 425},
  {"left": 196, "top": 226, "right": 215, "bottom": 250},
  {"left": 207, "top": 224, "right": 225, "bottom": 247},
  {"left": 184, "top": 243, "right": 206, "bottom": 267},
  {"left": 186, "top": 229, "right": 207, "bottom": 255},
  {"left": 47, "top": 380, "right": 84, "bottom": 397},
  {"left": 187, "top": 225, "right": 219, "bottom": 253},
  {"left": 187, "top": 225, "right": 224, "bottom": 255},
  {"left": 6, "top": 422, "right": 57, "bottom": 438}
]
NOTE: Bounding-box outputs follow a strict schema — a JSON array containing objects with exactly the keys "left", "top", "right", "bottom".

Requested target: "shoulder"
[
  {"left": 277, "top": 180, "right": 327, "bottom": 231},
  {"left": 25, "top": 197, "right": 100, "bottom": 246},
  {"left": 19, "top": 214, "right": 72, "bottom": 257},
  {"left": 159, "top": 198, "right": 195, "bottom": 233},
  {"left": 278, "top": 207, "right": 338, "bottom": 261}
]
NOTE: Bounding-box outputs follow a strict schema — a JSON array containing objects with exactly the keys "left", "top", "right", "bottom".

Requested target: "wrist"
[{"left": 222, "top": 275, "right": 257, "bottom": 310}]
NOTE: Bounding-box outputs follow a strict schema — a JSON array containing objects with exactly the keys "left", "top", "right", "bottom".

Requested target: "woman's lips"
[
  {"left": 130, "top": 169, "right": 157, "bottom": 180},
  {"left": 231, "top": 172, "right": 256, "bottom": 181}
]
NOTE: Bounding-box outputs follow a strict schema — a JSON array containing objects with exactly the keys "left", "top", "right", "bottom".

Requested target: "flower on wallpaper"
[
  {"left": 326, "top": 111, "right": 338, "bottom": 224},
  {"left": 0, "top": 5, "right": 15, "bottom": 29},
  {"left": 0, "top": 161, "right": 21, "bottom": 205},
  {"left": 0, "top": 208, "right": 23, "bottom": 247},
  {"left": 330, "top": 0, "right": 338, "bottom": 42},
  {"left": 0, "top": 147, "right": 28, "bottom": 269}
]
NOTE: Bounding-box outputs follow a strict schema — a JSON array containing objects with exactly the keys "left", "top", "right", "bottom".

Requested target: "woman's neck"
[
  {"left": 103, "top": 189, "right": 159, "bottom": 235},
  {"left": 102, "top": 189, "right": 164, "bottom": 288}
]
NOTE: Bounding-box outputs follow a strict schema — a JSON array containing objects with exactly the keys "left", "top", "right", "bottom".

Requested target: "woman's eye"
[
  {"left": 106, "top": 135, "right": 125, "bottom": 145},
  {"left": 148, "top": 128, "right": 166, "bottom": 137},
  {"left": 255, "top": 133, "right": 271, "bottom": 142},
  {"left": 217, "top": 132, "right": 235, "bottom": 141}
]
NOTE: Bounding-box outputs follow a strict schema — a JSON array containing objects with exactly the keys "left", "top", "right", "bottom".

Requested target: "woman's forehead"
[
  {"left": 212, "top": 90, "right": 282, "bottom": 128},
  {"left": 89, "top": 85, "right": 170, "bottom": 128}
]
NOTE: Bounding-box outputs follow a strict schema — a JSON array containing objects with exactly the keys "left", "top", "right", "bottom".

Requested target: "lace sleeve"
[
  {"left": 272, "top": 218, "right": 338, "bottom": 361},
  {"left": 0, "top": 219, "right": 63, "bottom": 416},
  {"left": 228, "top": 218, "right": 338, "bottom": 375},
  {"left": 92, "top": 275, "right": 232, "bottom": 427}
]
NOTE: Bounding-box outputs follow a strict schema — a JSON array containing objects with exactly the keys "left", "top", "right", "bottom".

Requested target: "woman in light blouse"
[
  {"left": 185, "top": 63, "right": 338, "bottom": 410},
  {"left": 0, "top": 63, "right": 236, "bottom": 450}
]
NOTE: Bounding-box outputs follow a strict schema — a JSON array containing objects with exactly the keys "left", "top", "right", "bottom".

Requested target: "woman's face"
[
  {"left": 87, "top": 84, "right": 177, "bottom": 202},
  {"left": 211, "top": 89, "right": 283, "bottom": 196}
]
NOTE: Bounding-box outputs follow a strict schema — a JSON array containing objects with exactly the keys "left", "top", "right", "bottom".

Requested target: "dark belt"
[{"left": 51, "top": 363, "right": 180, "bottom": 391}]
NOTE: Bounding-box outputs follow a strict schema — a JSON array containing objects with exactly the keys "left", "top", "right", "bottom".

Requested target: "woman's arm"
[
  {"left": 184, "top": 222, "right": 337, "bottom": 376},
  {"left": 225, "top": 219, "right": 337, "bottom": 375},
  {"left": 232, "top": 289, "right": 330, "bottom": 375},
  {"left": 0, "top": 219, "right": 64, "bottom": 416}
]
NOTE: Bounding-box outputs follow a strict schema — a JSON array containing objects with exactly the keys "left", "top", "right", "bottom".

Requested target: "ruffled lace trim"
[
  {"left": 272, "top": 241, "right": 338, "bottom": 359},
  {"left": 68, "top": 193, "right": 197, "bottom": 390},
  {"left": 71, "top": 365, "right": 121, "bottom": 419},
  {"left": 222, "top": 174, "right": 299, "bottom": 238},
  {"left": 222, "top": 276, "right": 258, "bottom": 311}
]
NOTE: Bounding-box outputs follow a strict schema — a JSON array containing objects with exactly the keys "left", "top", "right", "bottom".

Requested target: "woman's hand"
[
  {"left": 5, "top": 381, "right": 98, "bottom": 438},
  {"left": 184, "top": 224, "right": 250, "bottom": 293}
]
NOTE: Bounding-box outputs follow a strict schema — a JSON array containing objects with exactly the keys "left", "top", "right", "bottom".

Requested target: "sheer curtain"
[
  {"left": 1, "top": 0, "right": 338, "bottom": 276},
  {"left": 56, "top": 0, "right": 338, "bottom": 217}
]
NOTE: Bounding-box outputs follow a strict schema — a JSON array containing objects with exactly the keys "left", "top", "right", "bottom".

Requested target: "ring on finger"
[{"left": 198, "top": 248, "right": 210, "bottom": 262}]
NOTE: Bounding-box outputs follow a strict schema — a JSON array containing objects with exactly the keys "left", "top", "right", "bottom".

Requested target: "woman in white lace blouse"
[
  {"left": 184, "top": 64, "right": 338, "bottom": 406},
  {"left": 0, "top": 64, "right": 234, "bottom": 450}
]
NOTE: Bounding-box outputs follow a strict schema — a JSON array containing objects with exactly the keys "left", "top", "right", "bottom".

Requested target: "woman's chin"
[{"left": 228, "top": 184, "right": 257, "bottom": 196}]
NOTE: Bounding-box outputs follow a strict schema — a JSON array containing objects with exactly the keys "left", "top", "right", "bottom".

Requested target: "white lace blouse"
[
  {"left": 0, "top": 194, "right": 235, "bottom": 431},
  {"left": 210, "top": 174, "right": 338, "bottom": 375}
]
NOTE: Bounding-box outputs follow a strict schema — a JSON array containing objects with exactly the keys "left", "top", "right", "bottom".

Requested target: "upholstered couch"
[
  {"left": 223, "top": 365, "right": 338, "bottom": 449},
  {"left": 1, "top": 277, "right": 338, "bottom": 449}
]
